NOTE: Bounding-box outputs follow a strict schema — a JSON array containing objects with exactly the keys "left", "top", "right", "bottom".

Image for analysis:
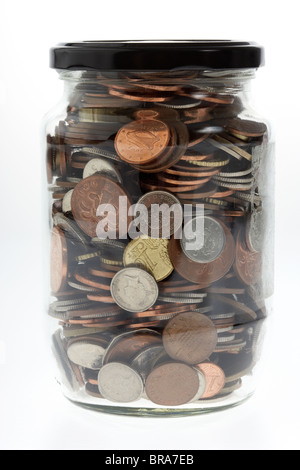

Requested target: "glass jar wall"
[{"left": 45, "top": 41, "right": 274, "bottom": 416}]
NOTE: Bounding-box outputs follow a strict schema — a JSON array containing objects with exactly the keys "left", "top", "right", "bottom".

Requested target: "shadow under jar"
[{"left": 44, "top": 41, "right": 274, "bottom": 416}]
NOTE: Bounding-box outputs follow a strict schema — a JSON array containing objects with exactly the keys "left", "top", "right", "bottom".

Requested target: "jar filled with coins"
[{"left": 45, "top": 41, "right": 274, "bottom": 415}]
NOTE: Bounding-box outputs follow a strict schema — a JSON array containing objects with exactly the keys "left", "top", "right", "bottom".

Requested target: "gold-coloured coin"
[
  {"left": 100, "top": 257, "right": 123, "bottom": 266},
  {"left": 188, "top": 157, "right": 230, "bottom": 167},
  {"left": 123, "top": 237, "right": 174, "bottom": 282}
]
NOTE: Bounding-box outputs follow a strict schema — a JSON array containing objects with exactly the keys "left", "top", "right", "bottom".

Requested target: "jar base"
[{"left": 66, "top": 392, "right": 254, "bottom": 417}]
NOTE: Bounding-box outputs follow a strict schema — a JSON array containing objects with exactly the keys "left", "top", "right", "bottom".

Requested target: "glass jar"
[{"left": 44, "top": 41, "right": 274, "bottom": 416}]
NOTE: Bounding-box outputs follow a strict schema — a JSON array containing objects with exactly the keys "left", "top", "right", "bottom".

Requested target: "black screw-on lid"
[{"left": 50, "top": 40, "right": 264, "bottom": 71}]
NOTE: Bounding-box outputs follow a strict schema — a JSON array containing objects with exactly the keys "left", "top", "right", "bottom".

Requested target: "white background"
[{"left": 0, "top": 0, "right": 299, "bottom": 450}]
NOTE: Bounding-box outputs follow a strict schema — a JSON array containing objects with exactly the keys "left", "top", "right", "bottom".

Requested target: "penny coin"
[
  {"left": 163, "top": 312, "right": 218, "bottom": 364},
  {"left": 225, "top": 118, "right": 267, "bottom": 137},
  {"left": 103, "top": 329, "right": 162, "bottom": 365},
  {"left": 136, "top": 191, "right": 183, "bottom": 237},
  {"left": 67, "top": 339, "right": 107, "bottom": 370},
  {"left": 145, "top": 362, "right": 202, "bottom": 406},
  {"left": 168, "top": 220, "right": 235, "bottom": 285},
  {"left": 196, "top": 363, "right": 226, "bottom": 398},
  {"left": 110, "top": 267, "right": 159, "bottom": 313},
  {"left": 234, "top": 229, "right": 262, "bottom": 286},
  {"left": 123, "top": 237, "right": 174, "bottom": 282},
  {"left": 71, "top": 174, "right": 132, "bottom": 238},
  {"left": 115, "top": 114, "right": 170, "bottom": 165},
  {"left": 50, "top": 227, "right": 68, "bottom": 294},
  {"left": 181, "top": 216, "right": 226, "bottom": 264},
  {"left": 98, "top": 362, "right": 144, "bottom": 403},
  {"left": 85, "top": 383, "right": 103, "bottom": 399}
]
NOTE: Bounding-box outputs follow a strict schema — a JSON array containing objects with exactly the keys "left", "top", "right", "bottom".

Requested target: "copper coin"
[
  {"left": 168, "top": 219, "right": 235, "bottom": 285},
  {"left": 188, "top": 133, "right": 210, "bottom": 148},
  {"left": 133, "top": 120, "right": 188, "bottom": 173},
  {"left": 71, "top": 174, "right": 132, "bottom": 238},
  {"left": 163, "top": 312, "right": 218, "bottom": 364},
  {"left": 166, "top": 166, "right": 220, "bottom": 177},
  {"left": 212, "top": 294, "right": 257, "bottom": 321},
  {"left": 145, "top": 362, "right": 201, "bottom": 406},
  {"left": 57, "top": 122, "right": 68, "bottom": 178},
  {"left": 108, "top": 86, "right": 172, "bottom": 103},
  {"left": 136, "top": 190, "right": 183, "bottom": 237},
  {"left": 157, "top": 174, "right": 211, "bottom": 186},
  {"left": 50, "top": 227, "right": 68, "bottom": 294},
  {"left": 87, "top": 294, "right": 115, "bottom": 303},
  {"left": 133, "top": 120, "right": 189, "bottom": 173},
  {"left": 133, "top": 303, "right": 197, "bottom": 319},
  {"left": 196, "top": 363, "right": 226, "bottom": 398},
  {"left": 177, "top": 183, "right": 218, "bottom": 201},
  {"left": 103, "top": 330, "right": 162, "bottom": 365},
  {"left": 141, "top": 180, "right": 203, "bottom": 193},
  {"left": 181, "top": 152, "right": 215, "bottom": 161},
  {"left": 130, "top": 127, "right": 176, "bottom": 173},
  {"left": 124, "top": 321, "right": 165, "bottom": 329},
  {"left": 115, "top": 115, "right": 170, "bottom": 165},
  {"left": 83, "top": 319, "right": 130, "bottom": 328},
  {"left": 183, "top": 106, "right": 214, "bottom": 124},
  {"left": 67, "top": 305, "right": 121, "bottom": 318},
  {"left": 225, "top": 118, "right": 267, "bottom": 137},
  {"left": 234, "top": 229, "right": 262, "bottom": 286},
  {"left": 87, "top": 266, "right": 115, "bottom": 279},
  {"left": 212, "top": 188, "right": 235, "bottom": 198},
  {"left": 74, "top": 270, "right": 111, "bottom": 291}
]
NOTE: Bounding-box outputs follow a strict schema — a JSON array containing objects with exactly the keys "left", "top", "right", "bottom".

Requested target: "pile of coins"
[{"left": 48, "top": 70, "right": 268, "bottom": 407}]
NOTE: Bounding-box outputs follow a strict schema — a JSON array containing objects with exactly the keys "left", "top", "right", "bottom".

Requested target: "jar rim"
[{"left": 50, "top": 40, "right": 265, "bottom": 71}]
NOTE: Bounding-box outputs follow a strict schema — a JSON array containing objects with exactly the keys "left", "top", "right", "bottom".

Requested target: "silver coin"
[
  {"left": 74, "top": 146, "right": 123, "bottom": 164},
  {"left": 110, "top": 267, "right": 159, "bottom": 313},
  {"left": 181, "top": 216, "right": 226, "bottom": 264},
  {"left": 90, "top": 237, "right": 125, "bottom": 261},
  {"left": 218, "top": 167, "right": 253, "bottom": 178},
  {"left": 52, "top": 330, "right": 82, "bottom": 392},
  {"left": 190, "top": 368, "right": 207, "bottom": 401},
  {"left": 53, "top": 213, "right": 89, "bottom": 247},
  {"left": 62, "top": 190, "right": 74, "bottom": 214},
  {"left": 213, "top": 180, "right": 253, "bottom": 191},
  {"left": 213, "top": 175, "right": 254, "bottom": 184},
  {"left": 67, "top": 280, "right": 101, "bottom": 293},
  {"left": 63, "top": 327, "right": 114, "bottom": 338},
  {"left": 167, "top": 292, "right": 207, "bottom": 299},
  {"left": 217, "top": 334, "right": 236, "bottom": 343},
  {"left": 83, "top": 157, "right": 122, "bottom": 183},
  {"left": 157, "top": 295, "right": 204, "bottom": 304},
  {"left": 51, "top": 297, "right": 89, "bottom": 308},
  {"left": 247, "top": 209, "right": 265, "bottom": 253},
  {"left": 52, "top": 301, "right": 94, "bottom": 313},
  {"left": 98, "top": 362, "right": 144, "bottom": 403},
  {"left": 67, "top": 341, "right": 106, "bottom": 370},
  {"left": 209, "top": 312, "right": 235, "bottom": 320},
  {"left": 91, "top": 237, "right": 126, "bottom": 251},
  {"left": 234, "top": 191, "right": 262, "bottom": 205},
  {"left": 131, "top": 345, "right": 166, "bottom": 381},
  {"left": 48, "top": 306, "right": 68, "bottom": 320},
  {"left": 156, "top": 100, "right": 203, "bottom": 110}
]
